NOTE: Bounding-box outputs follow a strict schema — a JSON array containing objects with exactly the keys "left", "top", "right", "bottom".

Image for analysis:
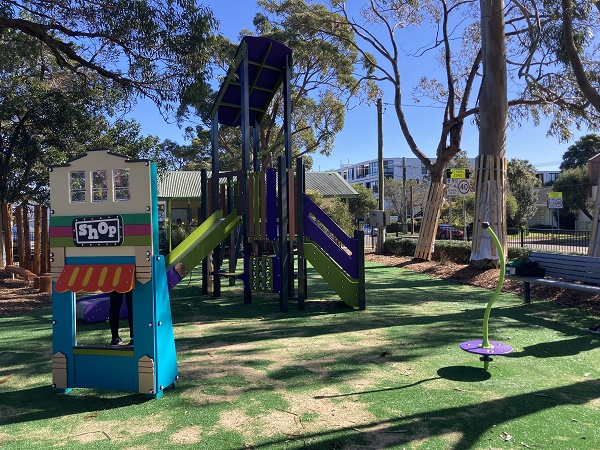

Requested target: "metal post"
[{"left": 377, "top": 98, "right": 385, "bottom": 254}]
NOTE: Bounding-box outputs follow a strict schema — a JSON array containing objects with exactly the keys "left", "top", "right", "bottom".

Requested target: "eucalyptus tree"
[
  {"left": 560, "top": 134, "right": 600, "bottom": 170},
  {"left": 553, "top": 166, "right": 593, "bottom": 220},
  {"left": 283, "top": 0, "right": 598, "bottom": 260}
]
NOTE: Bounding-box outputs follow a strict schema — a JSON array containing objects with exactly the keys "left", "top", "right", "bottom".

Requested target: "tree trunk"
[
  {"left": 414, "top": 168, "right": 445, "bottom": 260},
  {"left": 471, "top": 0, "right": 508, "bottom": 267}
]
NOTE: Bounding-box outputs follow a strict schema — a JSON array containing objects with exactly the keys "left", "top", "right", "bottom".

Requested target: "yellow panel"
[
  {"left": 65, "top": 246, "right": 133, "bottom": 258},
  {"left": 138, "top": 356, "right": 155, "bottom": 394},
  {"left": 52, "top": 352, "right": 68, "bottom": 390},
  {"left": 49, "top": 149, "right": 153, "bottom": 218}
]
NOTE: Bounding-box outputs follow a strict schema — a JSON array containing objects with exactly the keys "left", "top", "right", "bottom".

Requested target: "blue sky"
[{"left": 128, "top": 1, "right": 589, "bottom": 173}]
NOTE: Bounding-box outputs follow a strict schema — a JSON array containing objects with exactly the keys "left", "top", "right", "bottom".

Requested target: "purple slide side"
[{"left": 303, "top": 194, "right": 359, "bottom": 279}]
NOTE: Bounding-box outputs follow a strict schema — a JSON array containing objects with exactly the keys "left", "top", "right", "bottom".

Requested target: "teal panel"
[
  {"left": 73, "top": 354, "right": 136, "bottom": 391},
  {"left": 153, "top": 255, "right": 178, "bottom": 394}
]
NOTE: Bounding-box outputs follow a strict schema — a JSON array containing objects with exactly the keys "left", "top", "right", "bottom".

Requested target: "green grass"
[{"left": 1, "top": 262, "right": 599, "bottom": 449}]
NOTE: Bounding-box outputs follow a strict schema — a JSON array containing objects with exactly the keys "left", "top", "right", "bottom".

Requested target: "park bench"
[{"left": 506, "top": 251, "right": 600, "bottom": 303}]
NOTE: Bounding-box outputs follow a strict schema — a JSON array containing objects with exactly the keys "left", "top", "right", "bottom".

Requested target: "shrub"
[
  {"left": 384, "top": 237, "right": 416, "bottom": 256},
  {"left": 432, "top": 240, "right": 471, "bottom": 264},
  {"left": 386, "top": 222, "right": 401, "bottom": 233},
  {"left": 384, "top": 237, "right": 531, "bottom": 264}
]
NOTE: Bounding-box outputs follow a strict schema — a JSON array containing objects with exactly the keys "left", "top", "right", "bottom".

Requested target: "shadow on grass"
[
  {"left": 249, "top": 379, "right": 600, "bottom": 450},
  {"left": 313, "top": 377, "right": 441, "bottom": 398},
  {"left": 515, "top": 335, "right": 600, "bottom": 358},
  {"left": 437, "top": 366, "right": 492, "bottom": 381},
  {"left": 0, "top": 386, "right": 148, "bottom": 426}
]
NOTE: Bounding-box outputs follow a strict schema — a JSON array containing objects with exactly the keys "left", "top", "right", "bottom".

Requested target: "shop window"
[
  {"left": 70, "top": 171, "right": 86, "bottom": 203},
  {"left": 113, "top": 169, "right": 130, "bottom": 201},
  {"left": 92, "top": 170, "right": 108, "bottom": 202}
]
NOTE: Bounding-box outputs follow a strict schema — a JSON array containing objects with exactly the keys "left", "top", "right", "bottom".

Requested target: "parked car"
[
  {"left": 436, "top": 224, "right": 464, "bottom": 240},
  {"left": 363, "top": 224, "right": 378, "bottom": 237}
]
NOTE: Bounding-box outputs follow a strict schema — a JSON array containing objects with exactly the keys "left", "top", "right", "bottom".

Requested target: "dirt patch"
[{"left": 0, "top": 272, "right": 51, "bottom": 317}]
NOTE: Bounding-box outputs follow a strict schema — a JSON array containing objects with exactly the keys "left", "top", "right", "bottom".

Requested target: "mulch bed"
[{"left": 2, "top": 254, "right": 600, "bottom": 317}]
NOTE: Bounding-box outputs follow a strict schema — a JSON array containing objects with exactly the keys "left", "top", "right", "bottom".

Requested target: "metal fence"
[
  {"left": 505, "top": 227, "right": 589, "bottom": 254},
  {"left": 368, "top": 227, "right": 591, "bottom": 255}
]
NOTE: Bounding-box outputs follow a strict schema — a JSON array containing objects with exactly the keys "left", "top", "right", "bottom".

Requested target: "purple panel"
[
  {"left": 214, "top": 37, "right": 293, "bottom": 127},
  {"left": 266, "top": 168, "right": 278, "bottom": 240},
  {"left": 304, "top": 219, "right": 358, "bottom": 279},
  {"left": 166, "top": 267, "right": 183, "bottom": 291},
  {"left": 303, "top": 194, "right": 356, "bottom": 252},
  {"left": 460, "top": 340, "right": 513, "bottom": 355},
  {"left": 76, "top": 294, "right": 128, "bottom": 323}
]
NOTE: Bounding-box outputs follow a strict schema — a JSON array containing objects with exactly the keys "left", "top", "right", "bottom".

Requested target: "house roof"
[
  {"left": 157, "top": 170, "right": 357, "bottom": 199},
  {"left": 157, "top": 171, "right": 205, "bottom": 199},
  {"left": 305, "top": 171, "right": 358, "bottom": 198},
  {"left": 535, "top": 186, "right": 553, "bottom": 207}
]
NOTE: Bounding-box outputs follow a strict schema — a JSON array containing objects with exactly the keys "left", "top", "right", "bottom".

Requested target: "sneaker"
[
  {"left": 110, "top": 337, "right": 122, "bottom": 345},
  {"left": 128, "top": 338, "right": 134, "bottom": 346},
  {"left": 588, "top": 327, "right": 600, "bottom": 334}
]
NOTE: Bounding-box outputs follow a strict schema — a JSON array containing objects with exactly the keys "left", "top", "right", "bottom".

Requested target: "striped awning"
[{"left": 55, "top": 264, "right": 135, "bottom": 293}]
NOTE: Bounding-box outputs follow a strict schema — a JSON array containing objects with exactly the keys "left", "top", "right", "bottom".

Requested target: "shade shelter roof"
[{"left": 210, "top": 36, "right": 293, "bottom": 127}]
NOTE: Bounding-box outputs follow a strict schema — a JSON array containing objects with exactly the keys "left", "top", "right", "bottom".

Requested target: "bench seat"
[{"left": 505, "top": 251, "right": 600, "bottom": 303}]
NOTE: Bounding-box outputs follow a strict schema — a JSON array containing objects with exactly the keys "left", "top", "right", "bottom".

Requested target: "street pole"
[
  {"left": 402, "top": 157, "right": 407, "bottom": 234},
  {"left": 377, "top": 98, "right": 385, "bottom": 254}
]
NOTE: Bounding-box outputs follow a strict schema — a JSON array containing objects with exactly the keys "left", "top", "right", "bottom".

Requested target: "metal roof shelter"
[{"left": 210, "top": 35, "right": 294, "bottom": 174}]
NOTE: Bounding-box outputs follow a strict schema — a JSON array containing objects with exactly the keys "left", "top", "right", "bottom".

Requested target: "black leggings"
[{"left": 109, "top": 291, "right": 133, "bottom": 340}]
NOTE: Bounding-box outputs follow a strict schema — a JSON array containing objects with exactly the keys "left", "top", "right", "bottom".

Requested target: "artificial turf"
[{"left": 0, "top": 261, "right": 599, "bottom": 449}]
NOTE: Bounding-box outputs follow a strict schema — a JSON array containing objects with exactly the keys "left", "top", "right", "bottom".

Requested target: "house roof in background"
[
  {"left": 157, "top": 171, "right": 204, "bottom": 198},
  {"left": 157, "top": 171, "right": 357, "bottom": 199},
  {"left": 305, "top": 171, "right": 358, "bottom": 198},
  {"left": 535, "top": 186, "right": 553, "bottom": 207}
]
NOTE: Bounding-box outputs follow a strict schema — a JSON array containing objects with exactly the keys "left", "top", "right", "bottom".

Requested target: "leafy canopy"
[
  {"left": 0, "top": 0, "right": 217, "bottom": 109},
  {"left": 553, "top": 165, "right": 593, "bottom": 220},
  {"left": 560, "top": 134, "right": 600, "bottom": 170}
]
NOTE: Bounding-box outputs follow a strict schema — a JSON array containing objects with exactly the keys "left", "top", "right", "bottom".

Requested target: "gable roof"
[
  {"left": 210, "top": 36, "right": 293, "bottom": 127},
  {"left": 157, "top": 171, "right": 204, "bottom": 199},
  {"left": 305, "top": 171, "right": 358, "bottom": 198},
  {"left": 157, "top": 171, "right": 357, "bottom": 199}
]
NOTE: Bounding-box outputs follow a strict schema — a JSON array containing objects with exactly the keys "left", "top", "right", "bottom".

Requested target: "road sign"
[
  {"left": 548, "top": 198, "right": 563, "bottom": 209},
  {"left": 446, "top": 168, "right": 469, "bottom": 179},
  {"left": 457, "top": 179, "right": 471, "bottom": 196},
  {"left": 548, "top": 191, "right": 563, "bottom": 209},
  {"left": 446, "top": 178, "right": 471, "bottom": 197}
]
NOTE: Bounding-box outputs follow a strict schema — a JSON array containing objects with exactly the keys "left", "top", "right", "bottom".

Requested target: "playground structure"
[
  {"left": 48, "top": 36, "right": 365, "bottom": 397},
  {"left": 1, "top": 204, "right": 51, "bottom": 290}
]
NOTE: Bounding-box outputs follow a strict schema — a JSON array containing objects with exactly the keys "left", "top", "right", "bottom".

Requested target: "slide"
[
  {"left": 303, "top": 241, "right": 360, "bottom": 308},
  {"left": 76, "top": 210, "right": 241, "bottom": 322},
  {"left": 302, "top": 193, "right": 364, "bottom": 308},
  {"left": 165, "top": 210, "right": 242, "bottom": 290}
]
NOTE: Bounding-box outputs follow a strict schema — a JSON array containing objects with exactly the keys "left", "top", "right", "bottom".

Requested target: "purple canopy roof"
[{"left": 210, "top": 36, "right": 293, "bottom": 127}]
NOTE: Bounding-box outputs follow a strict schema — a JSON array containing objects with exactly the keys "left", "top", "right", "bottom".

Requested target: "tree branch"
[{"left": 560, "top": 0, "right": 600, "bottom": 112}]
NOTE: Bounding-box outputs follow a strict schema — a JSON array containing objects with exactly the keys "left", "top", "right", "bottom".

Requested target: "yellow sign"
[
  {"left": 548, "top": 192, "right": 562, "bottom": 198},
  {"left": 449, "top": 168, "right": 466, "bottom": 179}
]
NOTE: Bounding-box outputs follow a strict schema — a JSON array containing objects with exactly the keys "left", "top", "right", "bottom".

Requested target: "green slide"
[
  {"left": 165, "top": 210, "right": 242, "bottom": 289},
  {"left": 303, "top": 241, "right": 360, "bottom": 308}
]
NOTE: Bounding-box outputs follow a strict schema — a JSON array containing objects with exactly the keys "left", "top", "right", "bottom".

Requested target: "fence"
[
  {"left": 365, "top": 226, "right": 590, "bottom": 255},
  {"left": 506, "top": 227, "right": 590, "bottom": 255}
]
